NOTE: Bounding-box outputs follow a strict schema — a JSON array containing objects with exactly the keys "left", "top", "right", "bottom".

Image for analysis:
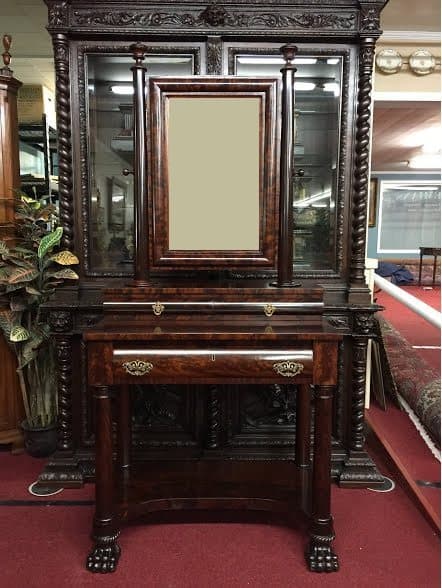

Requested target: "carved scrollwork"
[
  {"left": 52, "top": 33, "right": 74, "bottom": 251},
  {"left": 55, "top": 336, "right": 73, "bottom": 451},
  {"left": 49, "top": 310, "right": 73, "bottom": 333},
  {"left": 48, "top": 2, "right": 69, "bottom": 28},
  {"left": 354, "top": 312, "right": 376, "bottom": 335},
  {"left": 241, "top": 385, "right": 296, "bottom": 429},
  {"left": 206, "top": 36, "right": 223, "bottom": 75},
  {"left": 359, "top": 6, "right": 381, "bottom": 34},
  {"left": 350, "top": 338, "right": 367, "bottom": 451},
  {"left": 207, "top": 386, "right": 221, "bottom": 449},
  {"left": 350, "top": 38, "right": 376, "bottom": 285},
  {"left": 200, "top": 4, "right": 229, "bottom": 27},
  {"left": 324, "top": 316, "right": 350, "bottom": 330},
  {"left": 72, "top": 8, "right": 357, "bottom": 32}
]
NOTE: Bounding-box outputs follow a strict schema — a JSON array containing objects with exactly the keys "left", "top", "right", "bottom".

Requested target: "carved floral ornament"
[{"left": 70, "top": 5, "right": 357, "bottom": 31}]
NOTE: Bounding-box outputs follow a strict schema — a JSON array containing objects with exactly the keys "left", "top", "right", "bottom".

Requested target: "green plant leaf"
[
  {"left": 7, "top": 267, "right": 39, "bottom": 284},
  {"left": 20, "top": 195, "right": 41, "bottom": 209},
  {"left": 50, "top": 250, "right": 80, "bottom": 266},
  {"left": 10, "top": 325, "right": 30, "bottom": 342},
  {"left": 10, "top": 298, "right": 27, "bottom": 311},
  {"left": 6, "top": 283, "right": 26, "bottom": 293},
  {"left": 25, "top": 286, "right": 41, "bottom": 296},
  {"left": 20, "top": 336, "right": 44, "bottom": 368},
  {"left": 37, "top": 227, "right": 63, "bottom": 259},
  {"left": 0, "top": 266, "right": 10, "bottom": 281},
  {"left": 47, "top": 268, "right": 79, "bottom": 280},
  {"left": 0, "top": 310, "right": 14, "bottom": 337},
  {"left": 7, "top": 255, "right": 34, "bottom": 269},
  {"left": 0, "top": 241, "right": 9, "bottom": 257},
  {"left": 13, "top": 246, "right": 36, "bottom": 258}
]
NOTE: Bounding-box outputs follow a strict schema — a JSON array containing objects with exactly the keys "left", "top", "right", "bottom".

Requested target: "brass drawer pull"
[
  {"left": 273, "top": 361, "right": 304, "bottom": 377},
  {"left": 264, "top": 303, "right": 276, "bottom": 317},
  {"left": 152, "top": 301, "right": 164, "bottom": 316},
  {"left": 122, "top": 360, "right": 153, "bottom": 376}
]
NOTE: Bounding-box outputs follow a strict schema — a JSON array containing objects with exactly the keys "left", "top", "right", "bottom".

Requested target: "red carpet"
[
  {"left": 375, "top": 285, "right": 441, "bottom": 373},
  {"left": 0, "top": 451, "right": 440, "bottom": 587},
  {"left": 366, "top": 403, "right": 440, "bottom": 523}
]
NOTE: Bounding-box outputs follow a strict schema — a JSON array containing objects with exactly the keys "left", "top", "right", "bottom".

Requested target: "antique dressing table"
[
  {"left": 39, "top": 0, "right": 390, "bottom": 574},
  {"left": 82, "top": 46, "right": 345, "bottom": 572}
]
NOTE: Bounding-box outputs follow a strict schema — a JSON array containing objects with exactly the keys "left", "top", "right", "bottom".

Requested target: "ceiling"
[
  {"left": 371, "top": 101, "right": 440, "bottom": 171},
  {"left": 1, "top": 0, "right": 441, "bottom": 172}
]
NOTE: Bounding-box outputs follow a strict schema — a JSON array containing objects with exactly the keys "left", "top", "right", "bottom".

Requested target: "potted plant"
[{"left": 0, "top": 194, "right": 79, "bottom": 456}]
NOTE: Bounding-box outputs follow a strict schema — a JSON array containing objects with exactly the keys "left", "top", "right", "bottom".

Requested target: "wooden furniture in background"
[
  {"left": 0, "top": 35, "right": 24, "bottom": 451},
  {"left": 418, "top": 247, "right": 441, "bottom": 286}
]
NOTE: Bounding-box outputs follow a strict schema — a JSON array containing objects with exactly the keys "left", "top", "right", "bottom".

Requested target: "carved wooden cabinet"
[
  {"left": 40, "top": 0, "right": 388, "bottom": 492},
  {"left": 0, "top": 38, "right": 24, "bottom": 452}
]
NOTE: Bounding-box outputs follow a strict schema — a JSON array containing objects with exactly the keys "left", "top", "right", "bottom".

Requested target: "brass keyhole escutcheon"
[
  {"left": 264, "top": 304, "right": 276, "bottom": 317},
  {"left": 152, "top": 301, "right": 165, "bottom": 316}
]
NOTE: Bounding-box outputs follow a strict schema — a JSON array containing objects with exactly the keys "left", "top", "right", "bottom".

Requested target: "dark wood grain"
[
  {"left": 131, "top": 44, "right": 150, "bottom": 285},
  {"left": 86, "top": 323, "right": 342, "bottom": 571},
  {"left": 149, "top": 76, "right": 279, "bottom": 270},
  {"left": 277, "top": 44, "right": 297, "bottom": 286},
  {"left": 0, "top": 48, "right": 24, "bottom": 451}
]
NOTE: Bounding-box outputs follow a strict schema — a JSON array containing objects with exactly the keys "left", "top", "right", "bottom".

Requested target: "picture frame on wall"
[{"left": 368, "top": 177, "right": 378, "bottom": 227}]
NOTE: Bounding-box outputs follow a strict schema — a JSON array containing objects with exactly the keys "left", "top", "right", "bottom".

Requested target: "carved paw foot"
[
  {"left": 86, "top": 543, "right": 121, "bottom": 573},
  {"left": 306, "top": 542, "right": 339, "bottom": 573}
]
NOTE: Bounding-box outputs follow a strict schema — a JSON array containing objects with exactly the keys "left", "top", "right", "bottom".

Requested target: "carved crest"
[{"left": 200, "top": 4, "right": 229, "bottom": 27}]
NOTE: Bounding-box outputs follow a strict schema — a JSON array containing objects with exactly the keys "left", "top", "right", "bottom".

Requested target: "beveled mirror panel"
[
  {"left": 149, "top": 77, "right": 279, "bottom": 269},
  {"left": 86, "top": 53, "right": 195, "bottom": 274},
  {"left": 234, "top": 53, "right": 343, "bottom": 272}
]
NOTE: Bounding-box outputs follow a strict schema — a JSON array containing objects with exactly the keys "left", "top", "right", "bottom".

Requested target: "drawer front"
[{"left": 112, "top": 348, "right": 313, "bottom": 383}]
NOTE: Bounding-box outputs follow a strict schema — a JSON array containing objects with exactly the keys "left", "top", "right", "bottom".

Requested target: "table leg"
[
  {"left": 296, "top": 384, "right": 312, "bottom": 512},
  {"left": 118, "top": 384, "right": 131, "bottom": 473},
  {"left": 432, "top": 255, "right": 437, "bottom": 286},
  {"left": 86, "top": 385, "right": 121, "bottom": 573},
  {"left": 418, "top": 251, "right": 423, "bottom": 285},
  {"left": 306, "top": 384, "right": 338, "bottom": 573}
]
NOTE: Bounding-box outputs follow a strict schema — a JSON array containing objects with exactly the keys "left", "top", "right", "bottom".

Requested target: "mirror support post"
[
  {"left": 277, "top": 44, "right": 299, "bottom": 287},
  {"left": 131, "top": 44, "right": 150, "bottom": 286}
]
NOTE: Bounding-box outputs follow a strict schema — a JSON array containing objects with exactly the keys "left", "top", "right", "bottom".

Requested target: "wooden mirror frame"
[{"left": 148, "top": 77, "right": 280, "bottom": 271}]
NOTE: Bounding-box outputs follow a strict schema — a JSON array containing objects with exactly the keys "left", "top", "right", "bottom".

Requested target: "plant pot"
[{"left": 21, "top": 420, "right": 58, "bottom": 458}]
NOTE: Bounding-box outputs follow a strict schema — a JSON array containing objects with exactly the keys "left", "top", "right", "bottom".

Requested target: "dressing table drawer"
[{"left": 111, "top": 348, "right": 313, "bottom": 383}]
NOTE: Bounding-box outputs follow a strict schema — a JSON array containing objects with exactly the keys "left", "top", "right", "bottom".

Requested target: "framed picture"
[
  {"left": 368, "top": 177, "right": 378, "bottom": 228},
  {"left": 107, "top": 177, "right": 127, "bottom": 231}
]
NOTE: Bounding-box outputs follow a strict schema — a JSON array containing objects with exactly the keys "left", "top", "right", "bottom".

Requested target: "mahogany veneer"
[{"left": 85, "top": 314, "right": 342, "bottom": 573}]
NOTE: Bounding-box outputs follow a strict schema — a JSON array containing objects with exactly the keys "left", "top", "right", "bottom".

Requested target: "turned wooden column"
[
  {"left": 87, "top": 385, "right": 121, "bottom": 573},
  {"left": 0, "top": 34, "right": 24, "bottom": 452}
]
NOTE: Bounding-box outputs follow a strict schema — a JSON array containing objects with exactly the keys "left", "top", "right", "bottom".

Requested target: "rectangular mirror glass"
[
  {"left": 235, "top": 54, "right": 343, "bottom": 271},
  {"left": 167, "top": 96, "right": 260, "bottom": 251},
  {"left": 86, "top": 53, "right": 194, "bottom": 274}
]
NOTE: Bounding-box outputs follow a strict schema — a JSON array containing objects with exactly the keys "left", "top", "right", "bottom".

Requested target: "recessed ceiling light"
[
  {"left": 109, "top": 85, "right": 134, "bottom": 95},
  {"left": 408, "top": 154, "right": 441, "bottom": 169}
]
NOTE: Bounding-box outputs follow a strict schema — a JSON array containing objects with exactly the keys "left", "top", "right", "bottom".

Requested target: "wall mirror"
[{"left": 149, "top": 77, "right": 279, "bottom": 270}]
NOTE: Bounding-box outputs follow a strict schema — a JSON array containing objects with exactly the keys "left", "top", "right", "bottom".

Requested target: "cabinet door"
[
  {"left": 78, "top": 45, "right": 202, "bottom": 276},
  {"left": 228, "top": 44, "right": 353, "bottom": 275}
]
